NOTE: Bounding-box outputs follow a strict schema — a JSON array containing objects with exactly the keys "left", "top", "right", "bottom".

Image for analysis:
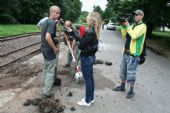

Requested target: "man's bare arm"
[{"left": 45, "top": 32, "right": 59, "bottom": 54}]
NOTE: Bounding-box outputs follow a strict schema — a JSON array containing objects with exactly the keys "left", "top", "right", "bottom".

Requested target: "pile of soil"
[
  {"left": 23, "top": 98, "right": 65, "bottom": 113},
  {"left": 105, "top": 62, "right": 112, "bottom": 66},
  {"left": 67, "top": 91, "right": 73, "bottom": 97},
  {"left": 94, "top": 59, "right": 112, "bottom": 66},
  {"left": 94, "top": 59, "right": 104, "bottom": 65},
  {"left": 57, "top": 70, "right": 70, "bottom": 75},
  {"left": 38, "top": 98, "right": 64, "bottom": 113}
]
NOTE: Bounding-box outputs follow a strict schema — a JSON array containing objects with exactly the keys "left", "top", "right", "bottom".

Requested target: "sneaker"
[
  {"left": 64, "top": 64, "right": 70, "bottom": 67},
  {"left": 77, "top": 98, "right": 91, "bottom": 107},
  {"left": 126, "top": 91, "right": 135, "bottom": 99},
  {"left": 81, "top": 98, "right": 95, "bottom": 104},
  {"left": 113, "top": 85, "right": 125, "bottom": 92}
]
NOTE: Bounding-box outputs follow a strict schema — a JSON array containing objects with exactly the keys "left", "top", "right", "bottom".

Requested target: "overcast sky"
[{"left": 80, "top": 0, "right": 108, "bottom": 12}]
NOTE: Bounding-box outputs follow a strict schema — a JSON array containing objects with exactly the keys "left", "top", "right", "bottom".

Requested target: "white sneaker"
[
  {"left": 81, "top": 98, "right": 95, "bottom": 104},
  {"left": 77, "top": 99, "right": 91, "bottom": 107}
]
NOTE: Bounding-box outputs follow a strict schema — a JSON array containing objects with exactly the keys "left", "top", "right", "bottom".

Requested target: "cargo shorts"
[{"left": 120, "top": 53, "right": 140, "bottom": 83}]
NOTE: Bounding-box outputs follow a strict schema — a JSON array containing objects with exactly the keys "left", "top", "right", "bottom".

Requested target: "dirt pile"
[
  {"left": 57, "top": 70, "right": 70, "bottom": 75},
  {"left": 38, "top": 98, "right": 64, "bottom": 113},
  {"left": 23, "top": 98, "right": 65, "bottom": 113},
  {"left": 94, "top": 59, "right": 112, "bottom": 66}
]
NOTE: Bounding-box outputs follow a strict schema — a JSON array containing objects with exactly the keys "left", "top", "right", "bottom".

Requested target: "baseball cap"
[{"left": 133, "top": 9, "right": 144, "bottom": 16}]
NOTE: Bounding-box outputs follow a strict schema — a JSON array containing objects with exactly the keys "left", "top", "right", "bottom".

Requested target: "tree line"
[
  {"left": 0, "top": 0, "right": 82, "bottom": 24},
  {"left": 106, "top": 0, "right": 170, "bottom": 38}
]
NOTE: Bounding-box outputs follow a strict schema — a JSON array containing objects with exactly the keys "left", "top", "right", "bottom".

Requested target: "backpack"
[{"left": 138, "top": 40, "right": 146, "bottom": 65}]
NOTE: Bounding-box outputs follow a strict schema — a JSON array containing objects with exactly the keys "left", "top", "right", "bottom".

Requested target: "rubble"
[
  {"left": 67, "top": 91, "right": 73, "bottom": 97},
  {"left": 105, "top": 62, "right": 112, "bottom": 66},
  {"left": 94, "top": 59, "right": 104, "bottom": 65},
  {"left": 23, "top": 98, "right": 65, "bottom": 113},
  {"left": 70, "top": 107, "right": 76, "bottom": 111}
]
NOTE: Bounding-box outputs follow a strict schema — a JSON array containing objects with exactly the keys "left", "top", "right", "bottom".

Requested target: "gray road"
[
  {"left": 1, "top": 29, "right": 170, "bottom": 113},
  {"left": 95, "top": 29, "right": 170, "bottom": 113}
]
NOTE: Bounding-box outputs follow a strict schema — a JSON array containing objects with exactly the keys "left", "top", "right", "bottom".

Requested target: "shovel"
[{"left": 65, "top": 37, "right": 83, "bottom": 83}]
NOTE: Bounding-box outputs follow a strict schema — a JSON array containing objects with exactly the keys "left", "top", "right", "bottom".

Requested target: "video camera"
[{"left": 117, "top": 14, "right": 132, "bottom": 24}]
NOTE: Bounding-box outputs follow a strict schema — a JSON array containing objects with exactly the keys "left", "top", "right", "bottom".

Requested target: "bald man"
[{"left": 41, "top": 5, "right": 60, "bottom": 98}]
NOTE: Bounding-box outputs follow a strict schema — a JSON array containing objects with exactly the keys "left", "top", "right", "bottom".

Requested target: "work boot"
[
  {"left": 113, "top": 85, "right": 125, "bottom": 92},
  {"left": 126, "top": 91, "right": 135, "bottom": 99}
]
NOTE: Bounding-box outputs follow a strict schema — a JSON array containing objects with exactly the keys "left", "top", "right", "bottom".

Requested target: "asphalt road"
[{"left": 1, "top": 29, "right": 170, "bottom": 113}]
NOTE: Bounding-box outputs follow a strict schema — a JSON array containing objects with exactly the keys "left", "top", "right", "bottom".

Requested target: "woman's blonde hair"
[{"left": 87, "top": 12, "right": 102, "bottom": 39}]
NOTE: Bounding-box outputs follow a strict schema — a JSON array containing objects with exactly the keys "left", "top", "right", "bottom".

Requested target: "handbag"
[{"left": 98, "top": 39, "right": 105, "bottom": 52}]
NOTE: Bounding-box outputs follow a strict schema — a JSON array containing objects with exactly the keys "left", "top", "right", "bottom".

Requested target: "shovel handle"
[{"left": 65, "top": 36, "right": 76, "bottom": 62}]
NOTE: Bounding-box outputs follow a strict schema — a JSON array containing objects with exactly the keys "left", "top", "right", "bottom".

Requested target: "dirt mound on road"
[
  {"left": 23, "top": 98, "right": 65, "bottom": 113},
  {"left": 38, "top": 98, "right": 64, "bottom": 113}
]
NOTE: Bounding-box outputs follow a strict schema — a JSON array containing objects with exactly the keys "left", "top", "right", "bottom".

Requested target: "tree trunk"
[{"left": 162, "top": 26, "right": 165, "bottom": 32}]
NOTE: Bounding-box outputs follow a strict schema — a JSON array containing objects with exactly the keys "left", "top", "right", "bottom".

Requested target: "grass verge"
[{"left": 0, "top": 24, "right": 40, "bottom": 38}]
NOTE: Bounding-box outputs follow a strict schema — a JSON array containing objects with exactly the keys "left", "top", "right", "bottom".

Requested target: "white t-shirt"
[{"left": 37, "top": 17, "right": 48, "bottom": 28}]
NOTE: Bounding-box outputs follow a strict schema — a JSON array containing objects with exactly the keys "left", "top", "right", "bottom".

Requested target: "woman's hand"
[{"left": 65, "top": 26, "right": 73, "bottom": 32}]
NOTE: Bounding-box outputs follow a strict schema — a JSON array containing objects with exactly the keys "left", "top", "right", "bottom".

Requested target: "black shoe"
[
  {"left": 54, "top": 78, "right": 61, "bottom": 86},
  {"left": 126, "top": 91, "right": 135, "bottom": 99},
  {"left": 113, "top": 85, "right": 125, "bottom": 92},
  {"left": 64, "top": 64, "right": 70, "bottom": 67}
]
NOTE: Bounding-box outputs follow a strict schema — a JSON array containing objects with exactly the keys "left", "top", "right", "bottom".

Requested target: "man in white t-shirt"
[{"left": 37, "top": 17, "right": 48, "bottom": 29}]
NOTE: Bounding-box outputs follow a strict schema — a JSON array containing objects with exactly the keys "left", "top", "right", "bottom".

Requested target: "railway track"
[{"left": 0, "top": 32, "right": 65, "bottom": 73}]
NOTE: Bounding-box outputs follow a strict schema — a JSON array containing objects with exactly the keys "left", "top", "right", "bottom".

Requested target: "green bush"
[
  {"left": 104, "top": 19, "right": 110, "bottom": 24},
  {"left": 0, "top": 13, "right": 17, "bottom": 24}
]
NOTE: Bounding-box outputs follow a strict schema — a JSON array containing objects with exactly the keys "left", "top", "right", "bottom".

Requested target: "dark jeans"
[{"left": 81, "top": 55, "right": 95, "bottom": 103}]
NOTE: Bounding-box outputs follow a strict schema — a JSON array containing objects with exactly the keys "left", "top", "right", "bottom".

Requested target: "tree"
[
  {"left": 106, "top": 0, "right": 170, "bottom": 38},
  {"left": 0, "top": 0, "right": 82, "bottom": 24},
  {"left": 93, "top": 5, "right": 103, "bottom": 16},
  {"left": 102, "top": 7, "right": 116, "bottom": 23},
  {"left": 18, "top": 0, "right": 50, "bottom": 24},
  {"left": 0, "top": 0, "right": 20, "bottom": 24},
  {"left": 79, "top": 11, "right": 89, "bottom": 23},
  {"left": 62, "top": 0, "right": 82, "bottom": 22}
]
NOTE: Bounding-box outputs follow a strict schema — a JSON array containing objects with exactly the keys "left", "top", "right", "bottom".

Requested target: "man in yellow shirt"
[{"left": 113, "top": 10, "right": 147, "bottom": 99}]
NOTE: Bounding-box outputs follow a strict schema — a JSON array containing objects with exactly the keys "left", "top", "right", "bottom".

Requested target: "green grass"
[
  {"left": 152, "top": 31, "right": 170, "bottom": 39},
  {"left": 0, "top": 24, "right": 40, "bottom": 38}
]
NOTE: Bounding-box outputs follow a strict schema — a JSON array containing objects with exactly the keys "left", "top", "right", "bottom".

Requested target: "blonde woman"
[{"left": 77, "top": 12, "right": 101, "bottom": 107}]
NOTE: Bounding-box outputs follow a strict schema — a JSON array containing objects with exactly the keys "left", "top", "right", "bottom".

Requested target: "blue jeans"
[
  {"left": 120, "top": 53, "right": 140, "bottom": 83},
  {"left": 81, "top": 55, "right": 95, "bottom": 103}
]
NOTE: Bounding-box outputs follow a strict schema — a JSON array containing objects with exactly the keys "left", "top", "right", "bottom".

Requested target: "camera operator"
[
  {"left": 40, "top": 5, "right": 60, "bottom": 98},
  {"left": 63, "top": 20, "right": 80, "bottom": 68},
  {"left": 113, "top": 10, "right": 147, "bottom": 99}
]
